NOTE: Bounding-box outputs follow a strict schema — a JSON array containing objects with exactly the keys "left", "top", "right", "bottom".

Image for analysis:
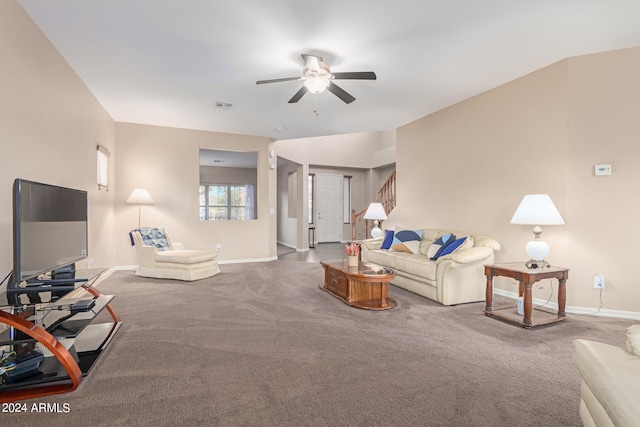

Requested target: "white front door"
[{"left": 316, "top": 173, "right": 342, "bottom": 243}]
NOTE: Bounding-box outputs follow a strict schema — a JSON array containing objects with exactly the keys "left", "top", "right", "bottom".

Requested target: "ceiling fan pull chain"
[{"left": 314, "top": 94, "right": 319, "bottom": 116}]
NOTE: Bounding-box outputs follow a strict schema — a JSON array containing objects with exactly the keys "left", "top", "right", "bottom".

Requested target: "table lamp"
[
  {"left": 364, "top": 202, "right": 388, "bottom": 238},
  {"left": 510, "top": 194, "right": 564, "bottom": 269},
  {"left": 127, "top": 188, "right": 154, "bottom": 228}
]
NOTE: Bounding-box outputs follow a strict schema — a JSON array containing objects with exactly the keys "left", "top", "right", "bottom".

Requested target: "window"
[
  {"left": 199, "top": 184, "right": 255, "bottom": 220},
  {"left": 308, "top": 174, "right": 315, "bottom": 224},
  {"left": 97, "top": 145, "right": 110, "bottom": 190},
  {"left": 199, "top": 149, "right": 257, "bottom": 221},
  {"left": 343, "top": 175, "right": 351, "bottom": 224}
]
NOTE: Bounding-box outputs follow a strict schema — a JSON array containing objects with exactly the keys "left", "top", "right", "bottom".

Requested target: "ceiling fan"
[{"left": 256, "top": 54, "right": 376, "bottom": 104}]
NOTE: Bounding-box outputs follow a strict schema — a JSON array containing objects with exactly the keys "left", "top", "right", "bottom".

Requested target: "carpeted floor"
[{"left": 5, "top": 259, "right": 636, "bottom": 426}]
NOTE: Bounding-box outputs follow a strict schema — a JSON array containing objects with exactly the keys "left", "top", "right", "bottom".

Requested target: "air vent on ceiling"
[{"left": 215, "top": 101, "right": 234, "bottom": 110}]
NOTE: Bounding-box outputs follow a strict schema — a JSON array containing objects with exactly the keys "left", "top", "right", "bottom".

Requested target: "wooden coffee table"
[{"left": 320, "top": 259, "right": 396, "bottom": 310}]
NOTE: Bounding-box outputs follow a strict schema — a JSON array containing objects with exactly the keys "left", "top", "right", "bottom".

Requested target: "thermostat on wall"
[{"left": 594, "top": 164, "right": 612, "bottom": 176}]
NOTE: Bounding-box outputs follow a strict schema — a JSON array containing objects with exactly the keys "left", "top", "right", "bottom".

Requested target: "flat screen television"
[{"left": 9, "top": 179, "right": 88, "bottom": 290}]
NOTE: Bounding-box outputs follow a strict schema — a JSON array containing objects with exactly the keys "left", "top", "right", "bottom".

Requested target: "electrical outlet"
[
  {"left": 594, "top": 274, "right": 605, "bottom": 289},
  {"left": 216, "top": 243, "right": 222, "bottom": 252}
]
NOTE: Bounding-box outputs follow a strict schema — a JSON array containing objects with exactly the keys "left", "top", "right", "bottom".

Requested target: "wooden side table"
[{"left": 484, "top": 263, "right": 569, "bottom": 328}]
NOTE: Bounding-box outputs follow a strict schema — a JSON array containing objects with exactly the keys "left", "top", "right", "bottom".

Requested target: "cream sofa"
[
  {"left": 573, "top": 325, "right": 640, "bottom": 427},
  {"left": 129, "top": 228, "right": 220, "bottom": 281},
  {"left": 360, "top": 229, "right": 500, "bottom": 305}
]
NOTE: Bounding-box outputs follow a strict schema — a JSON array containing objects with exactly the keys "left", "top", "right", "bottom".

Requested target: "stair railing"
[{"left": 351, "top": 170, "right": 396, "bottom": 241}]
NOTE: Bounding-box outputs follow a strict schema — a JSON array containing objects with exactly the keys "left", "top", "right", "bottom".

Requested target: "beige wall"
[
  {"left": 395, "top": 48, "right": 640, "bottom": 315},
  {"left": 566, "top": 47, "right": 640, "bottom": 313},
  {"left": 0, "top": 0, "right": 116, "bottom": 274},
  {"left": 114, "top": 122, "right": 275, "bottom": 264}
]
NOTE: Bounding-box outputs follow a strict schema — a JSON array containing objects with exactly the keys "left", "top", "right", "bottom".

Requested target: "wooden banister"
[
  {"left": 377, "top": 170, "right": 396, "bottom": 214},
  {"left": 351, "top": 208, "right": 371, "bottom": 241},
  {"left": 351, "top": 170, "right": 396, "bottom": 241}
]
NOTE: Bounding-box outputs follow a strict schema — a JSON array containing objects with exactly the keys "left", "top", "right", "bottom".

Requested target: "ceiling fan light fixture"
[
  {"left": 303, "top": 76, "right": 330, "bottom": 94},
  {"left": 257, "top": 54, "right": 376, "bottom": 104}
]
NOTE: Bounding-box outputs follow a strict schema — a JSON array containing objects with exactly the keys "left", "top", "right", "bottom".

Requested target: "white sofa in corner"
[
  {"left": 573, "top": 325, "right": 640, "bottom": 427},
  {"left": 360, "top": 229, "right": 500, "bottom": 306}
]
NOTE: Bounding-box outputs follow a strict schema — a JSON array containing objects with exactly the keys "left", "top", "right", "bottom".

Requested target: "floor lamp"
[{"left": 127, "top": 189, "right": 154, "bottom": 228}]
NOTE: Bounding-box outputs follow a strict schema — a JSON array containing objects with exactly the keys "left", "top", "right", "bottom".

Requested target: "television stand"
[{"left": 0, "top": 268, "right": 121, "bottom": 402}]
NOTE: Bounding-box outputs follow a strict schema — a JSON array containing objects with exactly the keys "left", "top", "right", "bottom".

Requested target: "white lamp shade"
[
  {"left": 510, "top": 194, "right": 564, "bottom": 225},
  {"left": 126, "top": 189, "right": 154, "bottom": 205},
  {"left": 363, "top": 203, "right": 388, "bottom": 221},
  {"left": 364, "top": 203, "right": 387, "bottom": 239},
  {"left": 511, "top": 194, "right": 564, "bottom": 268}
]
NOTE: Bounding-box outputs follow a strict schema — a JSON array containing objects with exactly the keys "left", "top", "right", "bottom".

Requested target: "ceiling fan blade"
[
  {"left": 288, "top": 86, "right": 308, "bottom": 103},
  {"left": 327, "top": 82, "right": 356, "bottom": 104},
  {"left": 332, "top": 71, "right": 377, "bottom": 80},
  {"left": 256, "top": 77, "right": 300, "bottom": 85}
]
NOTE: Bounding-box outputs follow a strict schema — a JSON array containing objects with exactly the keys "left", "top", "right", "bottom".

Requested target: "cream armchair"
[
  {"left": 129, "top": 228, "right": 220, "bottom": 281},
  {"left": 573, "top": 325, "right": 640, "bottom": 426}
]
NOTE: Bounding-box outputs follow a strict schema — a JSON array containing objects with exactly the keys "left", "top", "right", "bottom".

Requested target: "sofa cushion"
[
  {"left": 381, "top": 230, "right": 395, "bottom": 250},
  {"left": 391, "top": 229, "right": 423, "bottom": 254},
  {"left": 473, "top": 235, "right": 501, "bottom": 251},
  {"left": 366, "top": 249, "right": 398, "bottom": 268},
  {"left": 627, "top": 325, "right": 640, "bottom": 356},
  {"left": 138, "top": 227, "right": 171, "bottom": 251},
  {"left": 394, "top": 253, "right": 438, "bottom": 281},
  {"left": 155, "top": 249, "right": 218, "bottom": 264},
  {"left": 427, "top": 233, "right": 456, "bottom": 260},
  {"left": 418, "top": 229, "right": 440, "bottom": 255}
]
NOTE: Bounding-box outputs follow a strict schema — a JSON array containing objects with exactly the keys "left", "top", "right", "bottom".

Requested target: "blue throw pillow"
[
  {"left": 427, "top": 233, "right": 456, "bottom": 260},
  {"left": 436, "top": 236, "right": 467, "bottom": 258},
  {"left": 137, "top": 227, "right": 170, "bottom": 251},
  {"left": 381, "top": 230, "right": 395, "bottom": 250}
]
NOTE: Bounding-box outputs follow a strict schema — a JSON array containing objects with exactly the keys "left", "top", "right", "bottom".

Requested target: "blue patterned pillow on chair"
[{"left": 138, "top": 227, "right": 170, "bottom": 251}]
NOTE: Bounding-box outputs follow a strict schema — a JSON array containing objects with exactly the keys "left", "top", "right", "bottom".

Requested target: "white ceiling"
[{"left": 17, "top": 0, "right": 640, "bottom": 141}]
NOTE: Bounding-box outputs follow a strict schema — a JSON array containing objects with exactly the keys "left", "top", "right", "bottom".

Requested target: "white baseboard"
[
  {"left": 494, "top": 289, "right": 640, "bottom": 321},
  {"left": 218, "top": 256, "right": 278, "bottom": 264},
  {"left": 277, "top": 241, "right": 309, "bottom": 253},
  {"left": 277, "top": 241, "right": 296, "bottom": 249}
]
